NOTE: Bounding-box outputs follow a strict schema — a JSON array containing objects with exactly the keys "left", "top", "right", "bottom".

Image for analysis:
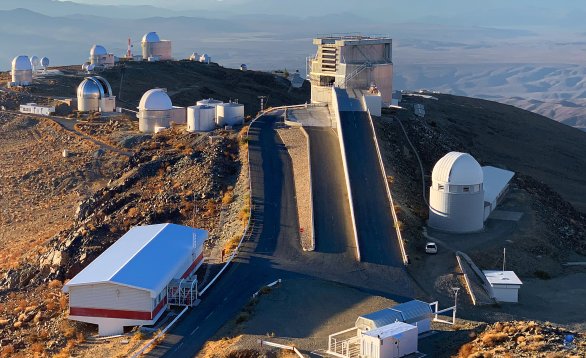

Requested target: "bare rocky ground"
[
  {"left": 276, "top": 126, "right": 313, "bottom": 251},
  {"left": 373, "top": 95, "right": 586, "bottom": 331},
  {"left": 0, "top": 112, "right": 246, "bottom": 356},
  {"left": 198, "top": 278, "right": 484, "bottom": 358}
]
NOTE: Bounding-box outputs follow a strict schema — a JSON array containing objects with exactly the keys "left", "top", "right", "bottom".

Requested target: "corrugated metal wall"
[{"left": 69, "top": 283, "right": 152, "bottom": 312}]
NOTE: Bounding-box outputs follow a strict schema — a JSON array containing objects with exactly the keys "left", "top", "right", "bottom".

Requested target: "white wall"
[{"left": 69, "top": 283, "right": 152, "bottom": 312}]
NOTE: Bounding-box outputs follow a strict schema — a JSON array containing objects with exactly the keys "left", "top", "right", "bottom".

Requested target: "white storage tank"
[
  {"left": 138, "top": 89, "right": 173, "bottom": 133},
  {"left": 187, "top": 105, "right": 216, "bottom": 132},
  {"left": 11, "top": 55, "right": 33, "bottom": 85},
  {"left": 216, "top": 102, "right": 245, "bottom": 127},
  {"left": 196, "top": 98, "right": 223, "bottom": 119},
  {"left": 428, "top": 152, "right": 485, "bottom": 233}
]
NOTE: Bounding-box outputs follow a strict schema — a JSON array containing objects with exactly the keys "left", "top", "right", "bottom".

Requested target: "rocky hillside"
[
  {"left": 0, "top": 60, "right": 310, "bottom": 116},
  {"left": 457, "top": 321, "right": 585, "bottom": 357},
  {"left": 376, "top": 94, "right": 586, "bottom": 274}
]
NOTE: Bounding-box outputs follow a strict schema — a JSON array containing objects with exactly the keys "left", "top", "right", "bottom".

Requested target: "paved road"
[
  {"left": 339, "top": 111, "right": 403, "bottom": 267},
  {"left": 147, "top": 114, "right": 301, "bottom": 357},
  {"left": 304, "top": 126, "right": 356, "bottom": 257},
  {"left": 147, "top": 113, "right": 415, "bottom": 357}
]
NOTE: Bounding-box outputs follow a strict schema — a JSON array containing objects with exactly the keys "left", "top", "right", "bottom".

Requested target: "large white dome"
[
  {"left": 12, "top": 56, "right": 32, "bottom": 71},
  {"left": 138, "top": 89, "right": 173, "bottom": 111},
  {"left": 90, "top": 45, "right": 108, "bottom": 56},
  {"left": 432, "top": 152, "right": 483, "bottom": 185},
  {"left": 142, "top": 32, "right": 160, "bottom": 43}
]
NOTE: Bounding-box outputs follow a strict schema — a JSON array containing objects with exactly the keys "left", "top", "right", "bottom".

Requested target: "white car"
[{"left": 425, "top": 242, "right": 438, "bottom": 254}]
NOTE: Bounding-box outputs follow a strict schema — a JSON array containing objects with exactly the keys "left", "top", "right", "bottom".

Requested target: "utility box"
[{"left": 360, "top": 322, "right": 418, "bottom": 358}]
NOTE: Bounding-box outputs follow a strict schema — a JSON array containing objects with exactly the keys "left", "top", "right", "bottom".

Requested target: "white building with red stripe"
[{"left": 62, "top": 223, "right": 206, "bottom": 336}]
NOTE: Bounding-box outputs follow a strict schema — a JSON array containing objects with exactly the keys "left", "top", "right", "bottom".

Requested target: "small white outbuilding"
[
  {"left": 483, "top": 270, "right": 522, "bottom": 303},
  {"left": 63, "top": 224, "right": 207, "bottom": 336},
  {"left": 356, "top": 300, "right": 433, "bottom": 334},
  {"left": 360, "top": 322, "right": 418, "bottom": 358}
]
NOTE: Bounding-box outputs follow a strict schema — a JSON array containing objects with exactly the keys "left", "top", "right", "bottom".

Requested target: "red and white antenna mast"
[{"left": 126, "top": 37, "right": 133, "bottom": 58}]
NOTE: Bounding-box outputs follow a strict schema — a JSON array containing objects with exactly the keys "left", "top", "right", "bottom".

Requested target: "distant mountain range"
[{"left": 0, "top": 1, "right": 585, "bottom": 131}]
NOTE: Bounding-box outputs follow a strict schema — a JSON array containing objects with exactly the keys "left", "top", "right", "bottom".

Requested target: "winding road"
[{"left": 146, "top": 112, "right": 416, "bottom": 357}]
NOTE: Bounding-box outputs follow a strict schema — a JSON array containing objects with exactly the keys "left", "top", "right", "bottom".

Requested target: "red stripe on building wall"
[
  {"left": 152, "top": 296, "right": 167, "bottom": 319},
  {"left": 180, "top": 252, "right": 204, "bottom": 279},
  {"left": 70, "top": 307, "right": 151, "bottom": 320}
]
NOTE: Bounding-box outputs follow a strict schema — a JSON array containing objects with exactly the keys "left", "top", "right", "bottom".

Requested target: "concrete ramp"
[{"left": 332, "top": 87, "right": 403, "bottom": 266}]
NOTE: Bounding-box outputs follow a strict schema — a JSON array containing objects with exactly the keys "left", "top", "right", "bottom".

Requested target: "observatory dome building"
[
  {"left": 90, "top": 45, "right": 115, "bottom": 68},
  {"left": 138, "top": 89, "right": 173, "bottom": 133},
  {"left": 77, "top": 76, "right": 116, "bottom": 112},
  {"left": 141, "top": 32, "right": 172, "bottom": 61},
  {"left": 11, "top": 55, "right": 33, "bottom": 86},
  {"left": 428, "top": 152, "right": 485, "bottom": 233}
]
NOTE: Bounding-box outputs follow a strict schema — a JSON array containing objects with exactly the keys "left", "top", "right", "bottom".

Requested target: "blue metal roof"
[
  {"left": 356, "top": 300, "right": 433, "bottom": 330},
  {"left": 356, "top": 308, "right": 404, "bottom": 330},
  {"left": 390, "top": 300, "right": 432, "bottom": 321},
  {"left": 63, "top": 224, "right": 207, "bottom": 297}
]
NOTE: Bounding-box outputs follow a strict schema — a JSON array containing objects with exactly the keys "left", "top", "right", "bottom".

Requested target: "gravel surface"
[{"left": 276, "top": 126, "right": 313, "bottom": 251}]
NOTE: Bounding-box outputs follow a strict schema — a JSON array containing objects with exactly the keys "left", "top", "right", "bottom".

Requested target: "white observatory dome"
[
  {"left": 138, "top": 89, "right": 173, "bottom": 111},
  {"left": 431, "top": 152, "right": 483, "bottom": 185},
  {"left": 90, "top": 45, "right": 108, "bottom": 56},
  {"left": 142, "top": 32, "right": 160, "bottom": 43},
  {"left": 30, "top": 56, "right": 40, "bottom": 67},
  {"left": 40, "top": 57, "right": 50, "bottom": 67},
  {"left": 12, "top": 56, "right": 32, "bottom": 71}
]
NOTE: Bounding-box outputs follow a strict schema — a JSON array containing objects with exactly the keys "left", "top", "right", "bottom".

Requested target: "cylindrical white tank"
[
  {"left": 196, "top": 98, "right": 223, "bottom": 122},
  {"left": 428, "top": 152, "right": 485, "bottom": 233},
  {"left": 138, "top": 89, "right": 173, "bottom": 133},
  {"left": 187, "top": 105, "right": 216, "bottom": 132},
  {"left": 216, "top": 102, "right": 245, "bottom": 126},
  {"left": 11, "top": 56, "right": 33, "bottom": 84}
]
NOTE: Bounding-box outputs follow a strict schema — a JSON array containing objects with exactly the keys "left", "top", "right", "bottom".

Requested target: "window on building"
[
  {"left": 438, "top": 184, "right": 444, "bottom": 191},
  {"left": 463, "top": 186, "right": 470, "bottom": 192}
]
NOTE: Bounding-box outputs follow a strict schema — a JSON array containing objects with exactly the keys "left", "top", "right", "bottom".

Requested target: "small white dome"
[
  {"left": 199, "top": 54, "right": 210, "bottom": 62},
  {"left": 12, "top": 56, "right": 32, "bottom": 71},
  {"left": 90, "top": 45, "right": 108, "bottom": 56},
  {"left": 432, "top": 152, "right": 483, "bottom": 185},
  {"left": 40, "top": 57, "right": 50, "bottom": 67},
  {"left": 138, "top": 89, "right": 173, "bottom": 111},
  {"left": 142, "top": 32, "right": 160, "bottom": 43},
  {"left": 30, "top": 56, "right": 40, "bottom": 67}
]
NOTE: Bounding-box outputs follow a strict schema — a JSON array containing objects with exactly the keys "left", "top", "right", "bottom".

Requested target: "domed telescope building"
[
  {"left": 428, "top": 152, "right": 515, "bottom": 233},
  {"left": 89, "top": 45, "right": 115, "bottom": 68},
  {"left": 10, "top": 55, "right": 33, "bottom": 87},
  {"left": 141, "top": 32, "right": 172, "bottom": 61},
  {"left": 77, "top": 76, "right": 116, "bottom": 112},
  {"left": 138, "top": 88, "right": 173, "bottom": 133}
]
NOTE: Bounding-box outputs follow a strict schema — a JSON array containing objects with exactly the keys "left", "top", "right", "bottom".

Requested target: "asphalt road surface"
[
  {"left": 339, "top": 111, "right": 403, "bottom": 267},
  {"left": 146, "top": 113, "right": 414, "bottom": 357},
  {"left": 147, "top": 114, "right": 301, "bottom": 357},
  {"left": 304, "top": 126, "right": 356, "bottom": 258}
]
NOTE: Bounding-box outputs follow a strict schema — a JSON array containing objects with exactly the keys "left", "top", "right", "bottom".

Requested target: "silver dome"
[{"left": 77, "top": 76, "right": 113, "bottom": 99}]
